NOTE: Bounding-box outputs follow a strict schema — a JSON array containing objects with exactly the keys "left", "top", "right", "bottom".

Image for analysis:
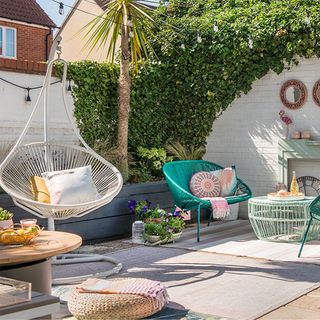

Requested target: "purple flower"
[{"left": 128, "top": 200, "right": 137, "bottom": 215}]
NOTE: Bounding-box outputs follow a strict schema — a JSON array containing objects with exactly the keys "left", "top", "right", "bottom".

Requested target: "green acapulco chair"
[
  {"left": 162, "top": 160, "right": 252, "bottom": 242},
  {"left": 298, "top": 194, "right": 320, "bottom": 257}
]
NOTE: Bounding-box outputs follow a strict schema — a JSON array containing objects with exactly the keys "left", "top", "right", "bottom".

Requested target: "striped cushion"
[{"left": 189, "top": 171, "right": 221, "bottom": 198}]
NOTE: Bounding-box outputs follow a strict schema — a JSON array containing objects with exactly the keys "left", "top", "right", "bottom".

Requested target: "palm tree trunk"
[{"left": 118, "top": 10, "right": 131, "bottom": 180}]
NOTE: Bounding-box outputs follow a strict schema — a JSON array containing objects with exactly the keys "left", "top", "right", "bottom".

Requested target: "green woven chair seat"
[{"left": 162, "top": 160, "right": 252, "bottom": 242}]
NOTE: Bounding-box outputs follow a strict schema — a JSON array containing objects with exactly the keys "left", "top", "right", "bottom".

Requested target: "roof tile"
[{"left": 0, "top": 0, "right": 56, "bottom": 27}]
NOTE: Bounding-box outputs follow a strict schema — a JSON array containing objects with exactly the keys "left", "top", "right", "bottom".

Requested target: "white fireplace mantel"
[{"left": 278, "top": 139, "right": 320, "bottom": 184}]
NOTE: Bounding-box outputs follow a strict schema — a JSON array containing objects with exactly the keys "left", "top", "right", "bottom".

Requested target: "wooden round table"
[{"left": 0, "top": 231, "right": 82, "bottom": 294}]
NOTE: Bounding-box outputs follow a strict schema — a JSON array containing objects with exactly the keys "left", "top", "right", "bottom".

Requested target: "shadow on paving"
[{"left": 53, "top": 245, "right": 320, "bottom": 319}]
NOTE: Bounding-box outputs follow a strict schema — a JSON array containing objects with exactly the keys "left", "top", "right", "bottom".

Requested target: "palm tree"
[{"left": 83, "top": 0, "right": 156, "bottom": 179}]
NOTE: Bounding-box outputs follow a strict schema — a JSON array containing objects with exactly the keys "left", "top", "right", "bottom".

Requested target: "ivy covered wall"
[{"left": 66, "top": 0, "right": 320, "bottom": 152}]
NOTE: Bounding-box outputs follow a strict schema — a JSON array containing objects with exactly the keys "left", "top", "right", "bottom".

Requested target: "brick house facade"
[{"left": 0, "top": 0, "right": 56, "bottom": 74}]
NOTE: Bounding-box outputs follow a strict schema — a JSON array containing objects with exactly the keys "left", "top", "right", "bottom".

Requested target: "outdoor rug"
[
  {"left": 166, "top": 220, "right": 320, "bottom": 264},
  {"left": 53, "top": 245, "right": 320, "bottom": 320}
]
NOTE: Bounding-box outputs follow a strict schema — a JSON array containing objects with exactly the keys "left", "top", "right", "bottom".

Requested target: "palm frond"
[{"left": 82, "top": 0, "right": 156, "bottom": 71}]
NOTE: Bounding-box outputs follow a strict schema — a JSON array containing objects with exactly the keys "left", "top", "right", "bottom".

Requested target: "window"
[{"left": 0, "top": 26, "right": 16, "bottom": 58}]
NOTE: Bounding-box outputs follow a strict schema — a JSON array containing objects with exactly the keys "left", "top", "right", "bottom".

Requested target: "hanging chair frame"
[
  {"left": 0, "top": 40, "right": 123, "bottom": 220},
  {"left": 0, "top": 37, "right": 124, "bottom": 284}
]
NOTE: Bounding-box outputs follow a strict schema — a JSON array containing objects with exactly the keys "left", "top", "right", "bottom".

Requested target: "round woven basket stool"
[{"left": 68, "top": 278, "right": 168, "bottom": 320}]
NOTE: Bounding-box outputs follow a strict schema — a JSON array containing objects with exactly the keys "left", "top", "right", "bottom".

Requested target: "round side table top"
[
  {"left": 249, "top": 196, "right": 315, "bottom": 205},
  {"left": 0, "top": 231, "right": 82, "bottom": 265}
]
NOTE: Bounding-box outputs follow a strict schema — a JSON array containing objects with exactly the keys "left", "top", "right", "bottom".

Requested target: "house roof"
[{"left": 0, "top": 0, "right": 56, "bottom": 28}]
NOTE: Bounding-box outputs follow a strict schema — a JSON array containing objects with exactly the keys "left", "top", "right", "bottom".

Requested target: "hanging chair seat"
[
  {"left": 0, "top": 42, "right": 124, "bottom": 284},
  {"left": 0, "top": 142, "right": 122, "bottom": 220}
]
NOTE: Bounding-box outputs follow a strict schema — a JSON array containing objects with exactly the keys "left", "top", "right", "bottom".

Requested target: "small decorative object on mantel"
[
  {"left": 280, "top": 79, "right": 307, "bottom": 110},
  {"left": 312, "top": 79, "right": 320, "bottom": 107},
  {"left": 301, "top": 131, "right": 311, "bottom": 140},
  {"left": 291, "top": 131, "right": 301, "bottom": 139},
  {"left": 279, "top": 110, "right": 293, "bottom": 139}
]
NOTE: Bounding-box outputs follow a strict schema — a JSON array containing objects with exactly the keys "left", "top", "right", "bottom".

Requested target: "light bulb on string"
[
  {"left": 248, "top": 38, "right": 253, "bottom": 49},
  {"left": 59, "top": 2, "right": 64, "bottom": 15},
  {"left": 25, "top": 88, "right": 31, "bottom": 104},
  {"left": 127, "top": 15, "right": 133, "bottom": 27},
  {"left": 197, "top": 31, "right": 202, "bottom": 43},
  {"left": 67, "top": 79, "right": 72, "bottom": 91},
  {"left": 180, "top": 43, "right": 186, "bottom": 50},
  {"left": 213, "top": 24, "right": 219, "bottom": 32},
  {"left": 163, "top": 0, "right": 169, "bottom": 8},
  {"left": 305, "top": 13, "right": 311, "bottom": 26},
  {"left": 129, "top": 30, "right": 134, "bottom": 38}
]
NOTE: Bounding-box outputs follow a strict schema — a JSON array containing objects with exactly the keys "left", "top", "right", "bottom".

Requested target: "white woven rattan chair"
[{"left": 0, "top": 37, "right": 123, "bottom": 284}]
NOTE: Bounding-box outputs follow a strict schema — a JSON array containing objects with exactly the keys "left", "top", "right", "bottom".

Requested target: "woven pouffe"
[{"left": 68, "top": 278, "right": 168, "bottom": 320}]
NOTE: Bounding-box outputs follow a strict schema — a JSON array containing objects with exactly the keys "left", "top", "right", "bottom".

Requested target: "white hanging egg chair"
[{"left": 0, "top": 37, "right": 123, "bottom": 284}]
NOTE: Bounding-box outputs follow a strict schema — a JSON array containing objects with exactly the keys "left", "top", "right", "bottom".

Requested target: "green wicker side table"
[{"left": 248, "top": 196, "right": 320, "bottom": 242}]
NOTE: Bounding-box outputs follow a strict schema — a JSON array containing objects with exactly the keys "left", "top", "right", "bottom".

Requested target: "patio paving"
[{"left": 53, "top": 233, "right": 320, "bottom": 320}]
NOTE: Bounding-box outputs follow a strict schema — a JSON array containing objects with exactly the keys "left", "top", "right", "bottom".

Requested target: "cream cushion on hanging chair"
[{"left": 42, "top": 165, "right": 100, "bottom": 205}]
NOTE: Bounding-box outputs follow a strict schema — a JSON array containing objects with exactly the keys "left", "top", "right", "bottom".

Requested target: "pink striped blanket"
[
  {"left": 76, "top": 278, "right": 169, "bottom": 310},
  {"left": 203, "top": 197, "right": 230, "bottom": 219}
]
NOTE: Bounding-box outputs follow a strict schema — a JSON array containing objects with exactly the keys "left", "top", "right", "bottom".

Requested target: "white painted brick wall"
[
  {"left": 0, "top": 71, "right": 77, "bottom": 148},
  {"left": 205, "top": 57, "right": 320, "bottom": 217}
]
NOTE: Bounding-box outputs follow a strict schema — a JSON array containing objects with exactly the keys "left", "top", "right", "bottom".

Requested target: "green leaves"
[{"left": 64, "top": 0, "right": 320, "bottom": 180}]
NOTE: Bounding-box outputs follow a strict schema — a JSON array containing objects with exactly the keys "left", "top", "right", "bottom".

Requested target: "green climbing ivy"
[{"left": 62, "top": 0, "right": 320, "bottom": 157}]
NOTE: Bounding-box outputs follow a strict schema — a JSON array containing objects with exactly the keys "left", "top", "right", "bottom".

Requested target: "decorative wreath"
[
  {"left": 280, "top": 79, "right": 307, "bottom": 110},
  {"left": 189, "top": 171, "right": 221, "bottom": 198},
  {"left": 312, "top": 80, "right": 320, "bottom": 107}
]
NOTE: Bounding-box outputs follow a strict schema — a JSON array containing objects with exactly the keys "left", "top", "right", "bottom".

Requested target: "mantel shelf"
[{"left": 305, "top": 140, "right": 320, "bottom": 146}]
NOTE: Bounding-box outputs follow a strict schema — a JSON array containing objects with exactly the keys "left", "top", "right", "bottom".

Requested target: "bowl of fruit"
[{"left": 0, "top": 224, "right": 43, "bottom": 245}]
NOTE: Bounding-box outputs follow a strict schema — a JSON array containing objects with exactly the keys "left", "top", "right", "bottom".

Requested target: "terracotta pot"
[
  {"left": 0, "top": 219, "right": 13, "bottom": 230},
  {"left": 144, "top": 218, "right": 162, "bottom": 223}
]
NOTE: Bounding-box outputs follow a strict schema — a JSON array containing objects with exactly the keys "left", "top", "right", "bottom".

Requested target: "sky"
[
  {"left": 36, "top": 0, "right": 76, "bottom": 27},
  {"left": 36, "top": 0, "right": 160, "bottom": 27}
]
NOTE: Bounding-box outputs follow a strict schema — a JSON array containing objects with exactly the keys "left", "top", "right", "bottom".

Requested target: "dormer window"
[{"left": 0, "top": 26, "right": 16, "bottom": 58}]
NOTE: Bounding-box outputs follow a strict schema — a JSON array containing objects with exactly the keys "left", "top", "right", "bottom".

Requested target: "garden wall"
[
  {"left": 205, "top": 57, "right": 320, "bottom": 217},
  {"left": 0, "top": 181, "right": 174, "bottom": 242}
]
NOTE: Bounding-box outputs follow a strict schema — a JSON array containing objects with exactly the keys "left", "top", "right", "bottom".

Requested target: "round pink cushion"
[{"left": 189, "top": 171, "right": 221, "bottom": 198}]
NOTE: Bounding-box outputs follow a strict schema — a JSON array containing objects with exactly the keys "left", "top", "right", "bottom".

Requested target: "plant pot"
[
  {"left": 167, "top": 232, "right": 182, "bottom": 243},
  {"left": 144, "top": 218, "right": 162, "bottom": 223},
  {"left": 0, "top": 219, "right": 13, "bottom": 230},
  {"left": 223, "top": 203, "right": 239, "bottom": 221},
  {"left": 145, "top": 235, "right": 162, "bottom": 243}
]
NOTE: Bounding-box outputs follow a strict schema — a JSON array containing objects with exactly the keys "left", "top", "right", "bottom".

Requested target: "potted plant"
[
  {"left": 0, "top": 208, "right": 13, "bottom": 230},
  {"left": 167, "top": 213, "right": 186, "bottom": 242},
  {"left": 144, "top": 221, "right": 168, "bottom": 243},
  {"left": 129, "top": 199, "right": 187, "bottom": 244}
]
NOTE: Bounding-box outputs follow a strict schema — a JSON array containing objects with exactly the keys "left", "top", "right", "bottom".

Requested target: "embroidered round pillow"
[{"left": 189, "top": 171, "right": 221, "bottom": 198}]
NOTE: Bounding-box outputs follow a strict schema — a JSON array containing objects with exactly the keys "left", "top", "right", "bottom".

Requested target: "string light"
[
  {"left": 180, "top": 43, "right": 185, "bottom": 50},
  {"left": 305, "top": 10, "right": 311, "bottom": 26},
  {"left": 248, "top": 38, "right": 253, "bottom": 49},
  {"left": 26, "top": 88, "right": 31, "bottom": 103},
  {"left": 67, "top": 79, "right": 72, "bottom": 91},
  {"left": 197, "top": 31, "right": 202, "bottom": 43},
  {"left": 213, "top": 24, "right": 219, "bottom": 32},
  {"left": 59, "top": 2, "right": 64, "bottom": 15},
  {"left": 0, "top": 77, "right": 61, "bottom": 103}
]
